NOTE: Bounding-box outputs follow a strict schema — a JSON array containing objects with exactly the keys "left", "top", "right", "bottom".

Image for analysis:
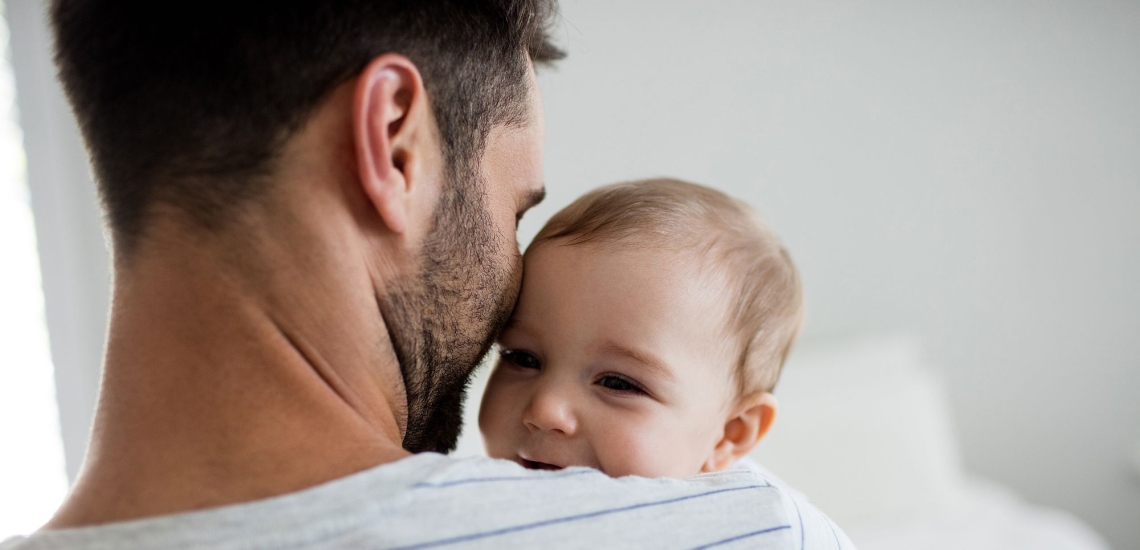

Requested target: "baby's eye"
[
  {"left": 500, "top": 349, "right": 541, "bottom": 370},
  {"left": 596, "top": 374, "right": 645, "bottom": 395}
]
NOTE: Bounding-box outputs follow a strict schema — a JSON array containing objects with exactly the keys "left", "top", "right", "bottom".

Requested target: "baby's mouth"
[{"left": 521, "top": 458, "right": 563, "bottom": 471}]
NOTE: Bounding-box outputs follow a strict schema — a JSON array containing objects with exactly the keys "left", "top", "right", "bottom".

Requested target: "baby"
[{"left": 479, "top": 178, "right": 802, "bottom": 478}]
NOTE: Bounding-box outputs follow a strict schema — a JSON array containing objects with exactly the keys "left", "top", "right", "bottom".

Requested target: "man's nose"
[{"left": 522, "top": 383, "right": 578, "bottom": 436}]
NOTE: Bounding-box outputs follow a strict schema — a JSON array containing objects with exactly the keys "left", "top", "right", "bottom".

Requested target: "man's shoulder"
[
  {"left": 5, "top": 454, "right": 854, "bottom": 549},
  {"left": 391, "top": 455, "right": 851, "bottom": 549},
  {"left": 423, "top": 454, "right": 788, "bottom": 520},
  {"left": 0, "top": 537, "right": 26, "bottom": 550}
]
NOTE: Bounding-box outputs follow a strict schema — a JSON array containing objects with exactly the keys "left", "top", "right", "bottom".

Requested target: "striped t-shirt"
[{"left": 1, "top": 453, "right": 855, "bottom": 549}]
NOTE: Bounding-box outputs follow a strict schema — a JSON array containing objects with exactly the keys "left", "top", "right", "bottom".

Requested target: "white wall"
[
  {"left": 9, "top": 0, "right": 1138, "bottom": 547},
  {"left": 524, "top": 1, "right": 1139, "bottom": 547},
  {"left": 7, "top": 0, "right": 109, "bottom": 482}
]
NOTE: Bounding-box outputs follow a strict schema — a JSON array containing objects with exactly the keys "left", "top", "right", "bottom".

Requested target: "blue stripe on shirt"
[
  {"left": 827, "top": 516, "right": 843, "bottom": 549},
  {"left": 790, "top": 491, "right": 805, "bottom": 549},
  {"left": 413, "top": 469, "right": 598, "bottom": 489},
  {"left": 687, "top": 525, "right": 792, "bottom": 550},
  {"left": 391, "top": 484, "right": 771, "bottom": 550}
]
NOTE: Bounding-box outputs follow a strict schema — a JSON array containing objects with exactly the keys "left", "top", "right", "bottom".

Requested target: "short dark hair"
[{"left": 50, "top": 0, "right": 563, "bottom": 252}]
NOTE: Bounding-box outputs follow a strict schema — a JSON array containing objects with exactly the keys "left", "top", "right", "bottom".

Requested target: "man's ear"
[
  {"left": 702, "top": 392, "right": 779, "bottom": 473},
  {"left": 352, "top": 54, "right": 430, "bottom": 235}
]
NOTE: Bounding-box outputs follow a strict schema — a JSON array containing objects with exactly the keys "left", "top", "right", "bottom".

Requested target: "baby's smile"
[{"left": 518, "top": 458, "right": 563, "bottom": 471}]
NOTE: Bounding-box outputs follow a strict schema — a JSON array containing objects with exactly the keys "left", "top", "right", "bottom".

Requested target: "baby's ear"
[{"left": 701, "top": 392, "right": 778, "bottom": 473}]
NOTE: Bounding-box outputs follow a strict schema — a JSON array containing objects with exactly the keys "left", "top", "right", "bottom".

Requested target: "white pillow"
[{"left": 750, "top": 336, "right": 965, "bottom": 530}]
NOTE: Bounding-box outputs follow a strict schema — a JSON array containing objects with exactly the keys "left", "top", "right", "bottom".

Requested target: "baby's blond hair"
[{"left": 531, "top": 178, "right": 803, "bottom": 397}]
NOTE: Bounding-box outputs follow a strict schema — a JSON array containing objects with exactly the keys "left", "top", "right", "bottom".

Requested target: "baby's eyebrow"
[{"left": 598, "top": 341, "right": 677, "bottom": 382}]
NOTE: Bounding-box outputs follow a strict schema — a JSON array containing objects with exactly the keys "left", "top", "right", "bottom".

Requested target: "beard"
[{"left": 378, "top": 170, "right": 521, "bottom": 454}]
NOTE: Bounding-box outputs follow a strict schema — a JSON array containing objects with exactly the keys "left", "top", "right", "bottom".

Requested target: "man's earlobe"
[
  {"left": 352, "top": 54, "right": 425, "bottom": 235},
  {"left": 702, "top": 392, "right": 779, "bottom": 473}
]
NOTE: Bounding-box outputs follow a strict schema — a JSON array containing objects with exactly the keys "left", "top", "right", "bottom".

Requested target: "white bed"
[{"left": 751, "top": 336, "right": 1109, "bottom": 550}]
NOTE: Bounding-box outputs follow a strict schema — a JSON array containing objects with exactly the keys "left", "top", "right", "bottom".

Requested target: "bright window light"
[{"left": 0, "top": 5, "right": 69, "bottom": 539}]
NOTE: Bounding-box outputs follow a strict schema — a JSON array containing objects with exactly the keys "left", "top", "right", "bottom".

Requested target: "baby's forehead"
[
  {"left": 521, "top": 240, "right": 739, "bottom": 349},
  {"left": 526, "top": 238, "right": 726, "bottom": 285}
]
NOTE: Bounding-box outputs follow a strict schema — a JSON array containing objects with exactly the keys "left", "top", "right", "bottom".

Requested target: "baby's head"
[{"left": 479, "top": 178, "right": 803, "bottom": 478}]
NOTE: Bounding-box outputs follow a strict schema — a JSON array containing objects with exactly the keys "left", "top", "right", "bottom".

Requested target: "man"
[{"left": 3, "top": 1, "right": 854, "bottom": 548}]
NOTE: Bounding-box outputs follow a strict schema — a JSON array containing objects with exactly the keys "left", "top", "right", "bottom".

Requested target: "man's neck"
[{"left": 47, "top": 221, "right": 412, "bottom": 529}]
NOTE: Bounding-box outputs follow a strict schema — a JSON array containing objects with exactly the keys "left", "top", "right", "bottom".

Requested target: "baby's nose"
[{"left": 522, "top": 384, "right": 578, "bottom": 436}]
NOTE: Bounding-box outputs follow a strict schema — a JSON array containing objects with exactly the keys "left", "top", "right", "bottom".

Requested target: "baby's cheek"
[
  {"left": 592, "top": 415, "right": 690, "bottom": 478},
  {"left": 478, "top": 373, "right": 520, "bottom": 458}
]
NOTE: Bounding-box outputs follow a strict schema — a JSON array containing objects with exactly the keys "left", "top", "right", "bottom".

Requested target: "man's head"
[{"left": 51, "top": 0, "right": 562, "bottom": 452}]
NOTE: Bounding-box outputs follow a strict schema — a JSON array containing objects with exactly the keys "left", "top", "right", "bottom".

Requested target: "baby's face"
[{"left": 479, "top": 243, "right": 740, "bottom": 478}]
